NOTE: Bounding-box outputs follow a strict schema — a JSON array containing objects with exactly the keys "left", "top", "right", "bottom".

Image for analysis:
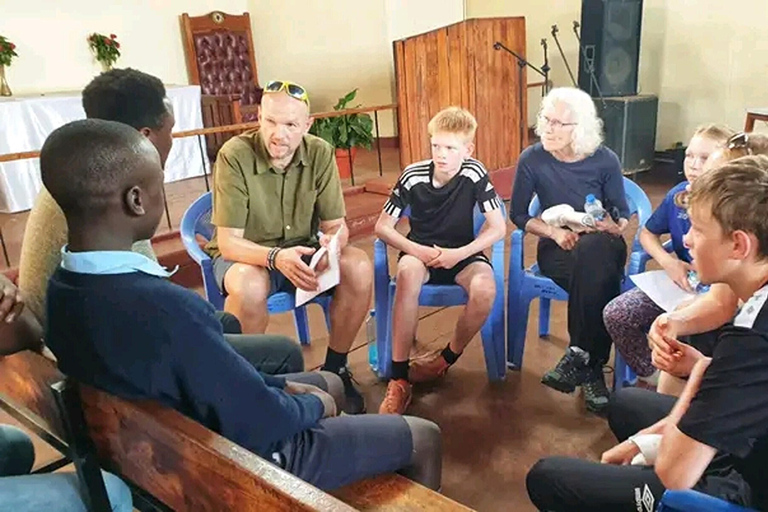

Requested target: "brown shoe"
[
  {"left": 379, "top": 379, "right": 413, "bottom": 414},
  {"left": 409, "top": 351, "right": 450, "bottom": 384}
]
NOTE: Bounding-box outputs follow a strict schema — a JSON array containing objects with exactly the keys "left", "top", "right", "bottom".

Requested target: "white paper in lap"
[
  {"left": 629, "top": 270, "right": 696, "bottom": 312},
  {"left": 295, "top": 231, "right": 341, "bottom": 307},
  {"left": 0, "top": 85, "right": 209, "bottom": 213}
]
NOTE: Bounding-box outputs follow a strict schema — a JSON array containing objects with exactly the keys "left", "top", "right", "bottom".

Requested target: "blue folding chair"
[
  {"left": 658, "top": 489, "right": 757, "bottom": 511},
  {"left": 180, "top": 192, "right": 331, "bottom": 345},
  {"left": 507, "top": 177, "right": 653, "bottom": 389},
  {"left": 372, "top": 203, "right": 507, "bottom": 381}
]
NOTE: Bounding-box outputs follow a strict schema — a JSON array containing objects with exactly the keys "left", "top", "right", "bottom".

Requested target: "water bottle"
[
  {"left": 366, "top": 310, "right": 378, "bottom": 369},
  {"left": 584, "top": 194, "right": 606, "bottom": 222},
  {"left": 687, "top": 270, "right": 710, "bottom": 294}
]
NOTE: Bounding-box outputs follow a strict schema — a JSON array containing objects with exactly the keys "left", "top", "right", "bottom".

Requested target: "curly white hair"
[{"left": 535, "top": 87, "right": 604, "bottom": 156}]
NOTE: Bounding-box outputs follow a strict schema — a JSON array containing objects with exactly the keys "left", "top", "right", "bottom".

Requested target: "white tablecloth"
[{"left": 0, "top": 85, "right": 210, "bottom": 213}]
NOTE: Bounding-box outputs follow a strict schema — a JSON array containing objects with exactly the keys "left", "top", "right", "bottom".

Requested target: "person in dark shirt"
[
  {"left": 510, "top": 87, "right": 630, "bottom": 414},
  {"left": 41, "top": 119, "right": 442, "bottom": 491},
  {"left": 374, "top": 107, "right": 506, "bottom": 415},
  {"left": 18, "top": 67, "right": 305, "bottom": 376},
  {"left": 603, "top": 125, "right": 735, "bottom": 387},
  {"left": 634, "top": 132, "right": 768, "bottom": 397},
  {"left": 527, "top": 154, "right": 768, "bottom": 511}
]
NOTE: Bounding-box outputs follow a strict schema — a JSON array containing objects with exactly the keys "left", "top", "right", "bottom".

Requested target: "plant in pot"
[{"left": 310, "top": 89, "right": 373, "bottom": 179}]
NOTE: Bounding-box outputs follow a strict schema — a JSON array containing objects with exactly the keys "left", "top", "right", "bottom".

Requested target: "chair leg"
[
  {"left": 372, "top": 272, "right": 392, "bottom": 378},
  {"left": 373, "top": 300, "right": 390, "bottom": 379},
  {"left": 613, "top": 352, "right": 637, "bottom": 390},
  {"left": 480, "top": 299, "right": 506, "bottom": 381},
  {"left": 321, "top": 298, "right": 332, "bottom": 333},
  {"left": 376, "top": 284, "right": 396, "bottom": 380},
  {"left": 538, "top": 298, "right": 551, "bottom": 338},
  {"left": 293, "top": 306, "right": 311, "bottom": 346},
  {"left": 507, "top": 294, "right": 532, "bottom": 371}
]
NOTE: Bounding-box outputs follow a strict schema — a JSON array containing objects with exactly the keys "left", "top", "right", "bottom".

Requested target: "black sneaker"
[
  {"left": 583, "top": 366, "right": 610, "bottom": 415},
  {"left": 541, "top": 347, "right": 590, "bottom": 393},
  {"left": 337, "top": 367, "right": 366, "bottom": 414}
]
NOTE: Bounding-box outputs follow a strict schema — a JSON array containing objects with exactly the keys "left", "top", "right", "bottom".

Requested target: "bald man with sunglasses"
[{"left": 205, "top": 81, "right": 372, "bottom": 414}]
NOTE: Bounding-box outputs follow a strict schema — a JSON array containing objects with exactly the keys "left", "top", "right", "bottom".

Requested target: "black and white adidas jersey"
[{"left": 382, "top": 158, "right": 501, "bottom": 248}]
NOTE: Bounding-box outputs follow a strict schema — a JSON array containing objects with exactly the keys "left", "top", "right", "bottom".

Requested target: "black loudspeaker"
[
  {"left": 598, "top": 94, "right": 658, "bottom": 174},
  {"left": 578, "top": 0, "right": 644, "bottom": 97}
]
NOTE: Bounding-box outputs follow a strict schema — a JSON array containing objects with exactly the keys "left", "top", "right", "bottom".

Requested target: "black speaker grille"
[{"left": 578, "top": 0, "right": 643, "bottom": 97}]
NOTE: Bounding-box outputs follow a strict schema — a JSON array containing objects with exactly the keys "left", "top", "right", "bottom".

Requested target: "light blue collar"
[{"left": 60, "top": 246, "right": 177, "bottom": 278}]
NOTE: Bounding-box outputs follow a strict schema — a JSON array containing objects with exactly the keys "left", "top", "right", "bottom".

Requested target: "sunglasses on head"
[
  {"left": 727, "top": 132, "right": 752, "bottom": 154},
  {"left": 264, "top": 80, "right": 310, "bottom": 107}
]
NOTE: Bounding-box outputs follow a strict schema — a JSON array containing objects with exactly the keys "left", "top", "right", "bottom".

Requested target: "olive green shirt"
[{"left": 205, "top": 130, "right": 345, "bottom": 258}]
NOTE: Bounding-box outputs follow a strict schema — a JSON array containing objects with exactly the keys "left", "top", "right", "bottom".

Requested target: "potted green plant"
[{"left": 310, "top": 89, "right": 373, "bottom": 179}]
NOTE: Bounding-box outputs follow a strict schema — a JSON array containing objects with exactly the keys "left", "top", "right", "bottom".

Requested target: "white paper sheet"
[
  {"left": 295, "top": 231, "right": 341, "bottom": 307},
  {"left": 629, "top": 270, "right": 696, "bottom": 312}
]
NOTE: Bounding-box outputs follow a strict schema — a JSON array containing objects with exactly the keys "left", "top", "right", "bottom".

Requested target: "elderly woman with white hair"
[{"left": 510, "top": 87, "right": 629, "bottom": 414}]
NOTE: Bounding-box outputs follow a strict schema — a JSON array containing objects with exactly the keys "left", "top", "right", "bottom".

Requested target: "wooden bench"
[{"left": 0, "top": 351, "right": 473, "bottom": 511}]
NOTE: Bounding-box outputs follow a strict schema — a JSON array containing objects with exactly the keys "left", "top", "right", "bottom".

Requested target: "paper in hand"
[
  {"left": 295, "top": 231, "right": 341, "bottom": 307},
  {"left": 629, "top": 270, "right": 696, "bottom": 312}
]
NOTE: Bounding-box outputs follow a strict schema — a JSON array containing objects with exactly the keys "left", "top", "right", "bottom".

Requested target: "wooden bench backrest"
[
  {"left": 0, "top": 351, "right": 67, "bottom": 451},
  {"left": 80, "top": 386, "right": 474, "bottom": 511},
  {"left": 334, "top": 475, "right": 475, "bottom": 511},
  {"left": 79, "top": 384, "right": 354, "bottom": 511},
  {"left": 0, "top": 351, "right": 474, "bottom": 511}
]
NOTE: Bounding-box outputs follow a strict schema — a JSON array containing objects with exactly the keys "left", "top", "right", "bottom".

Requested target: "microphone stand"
[
  {"left": 540, "top": 38, "right": 552, "bottom": 95},
  {"left": 573, "top": 21, "right": 606, "bottom": 108},
  {"left": 493, "top": 41, "right": 549, "bottom": 154},
  {"left": 551, "top": 25, "right": 577, "bottom": 86}
]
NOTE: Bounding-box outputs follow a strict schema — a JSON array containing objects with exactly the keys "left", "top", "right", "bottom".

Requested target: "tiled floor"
[{"left": 0, "top": 145, "right": 675, "bottom": 511}]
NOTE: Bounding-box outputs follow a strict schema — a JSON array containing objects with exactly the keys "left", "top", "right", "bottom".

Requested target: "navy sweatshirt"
[
  {"left": 45, "top": 268, "right": 324, "bottom": 458},
  {"left": 510, "top": 142, "right": 629, "bottom": 229}
]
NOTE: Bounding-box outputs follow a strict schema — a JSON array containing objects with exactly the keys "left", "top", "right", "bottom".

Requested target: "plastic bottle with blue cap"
[
  {"left": 687, "top": 270, "right": 710, "bottom": 294},
  {"left": 584, "top": 194, "right": 606, "bottom": 222}
]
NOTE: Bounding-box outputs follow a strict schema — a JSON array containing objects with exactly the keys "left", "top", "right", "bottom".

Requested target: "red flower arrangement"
[
  {"left": 0, "top": 36, "right": 18, "bottom": 67},
  {"left": 88, "top": 33, "right": 121, "bottom": 68}
]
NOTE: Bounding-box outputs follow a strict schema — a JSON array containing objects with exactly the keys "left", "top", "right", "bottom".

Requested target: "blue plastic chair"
[
  {"left": 371, "top": 203, "right": 507, "bottom": 381},
  {"left": 658, "top": 489, "right": 757, "bottom": 511},
  {"left": 180, "top": 192, "right": 331, "bottom": 345},
  {"left": 507, "top": 177, "right": 653, "bottom": 389}
]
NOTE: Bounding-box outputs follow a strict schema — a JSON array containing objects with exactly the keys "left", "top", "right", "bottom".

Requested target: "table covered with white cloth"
[{"left": 0, "top": 85, "right": 209, "bottom": 213}]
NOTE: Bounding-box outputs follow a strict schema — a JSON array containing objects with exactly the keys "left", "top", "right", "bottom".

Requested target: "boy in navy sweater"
[{"left": 41, "top": 119, "right": 442, "bottom": 491}]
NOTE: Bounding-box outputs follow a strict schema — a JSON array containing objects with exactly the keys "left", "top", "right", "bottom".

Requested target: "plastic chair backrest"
[
  {"left": 180, "top": 192, "right": 216, "bottom": 267},
  {"left": 189, "top": 192, "right": 214, "bottom": 241},
  {"left": 181, "top": 192, "right": 214, "bottom": 242}
]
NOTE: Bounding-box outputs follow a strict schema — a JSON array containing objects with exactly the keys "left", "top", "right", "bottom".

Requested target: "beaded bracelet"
[{"left": 267, "top": 246, "right": 282, "bottom": 271}]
